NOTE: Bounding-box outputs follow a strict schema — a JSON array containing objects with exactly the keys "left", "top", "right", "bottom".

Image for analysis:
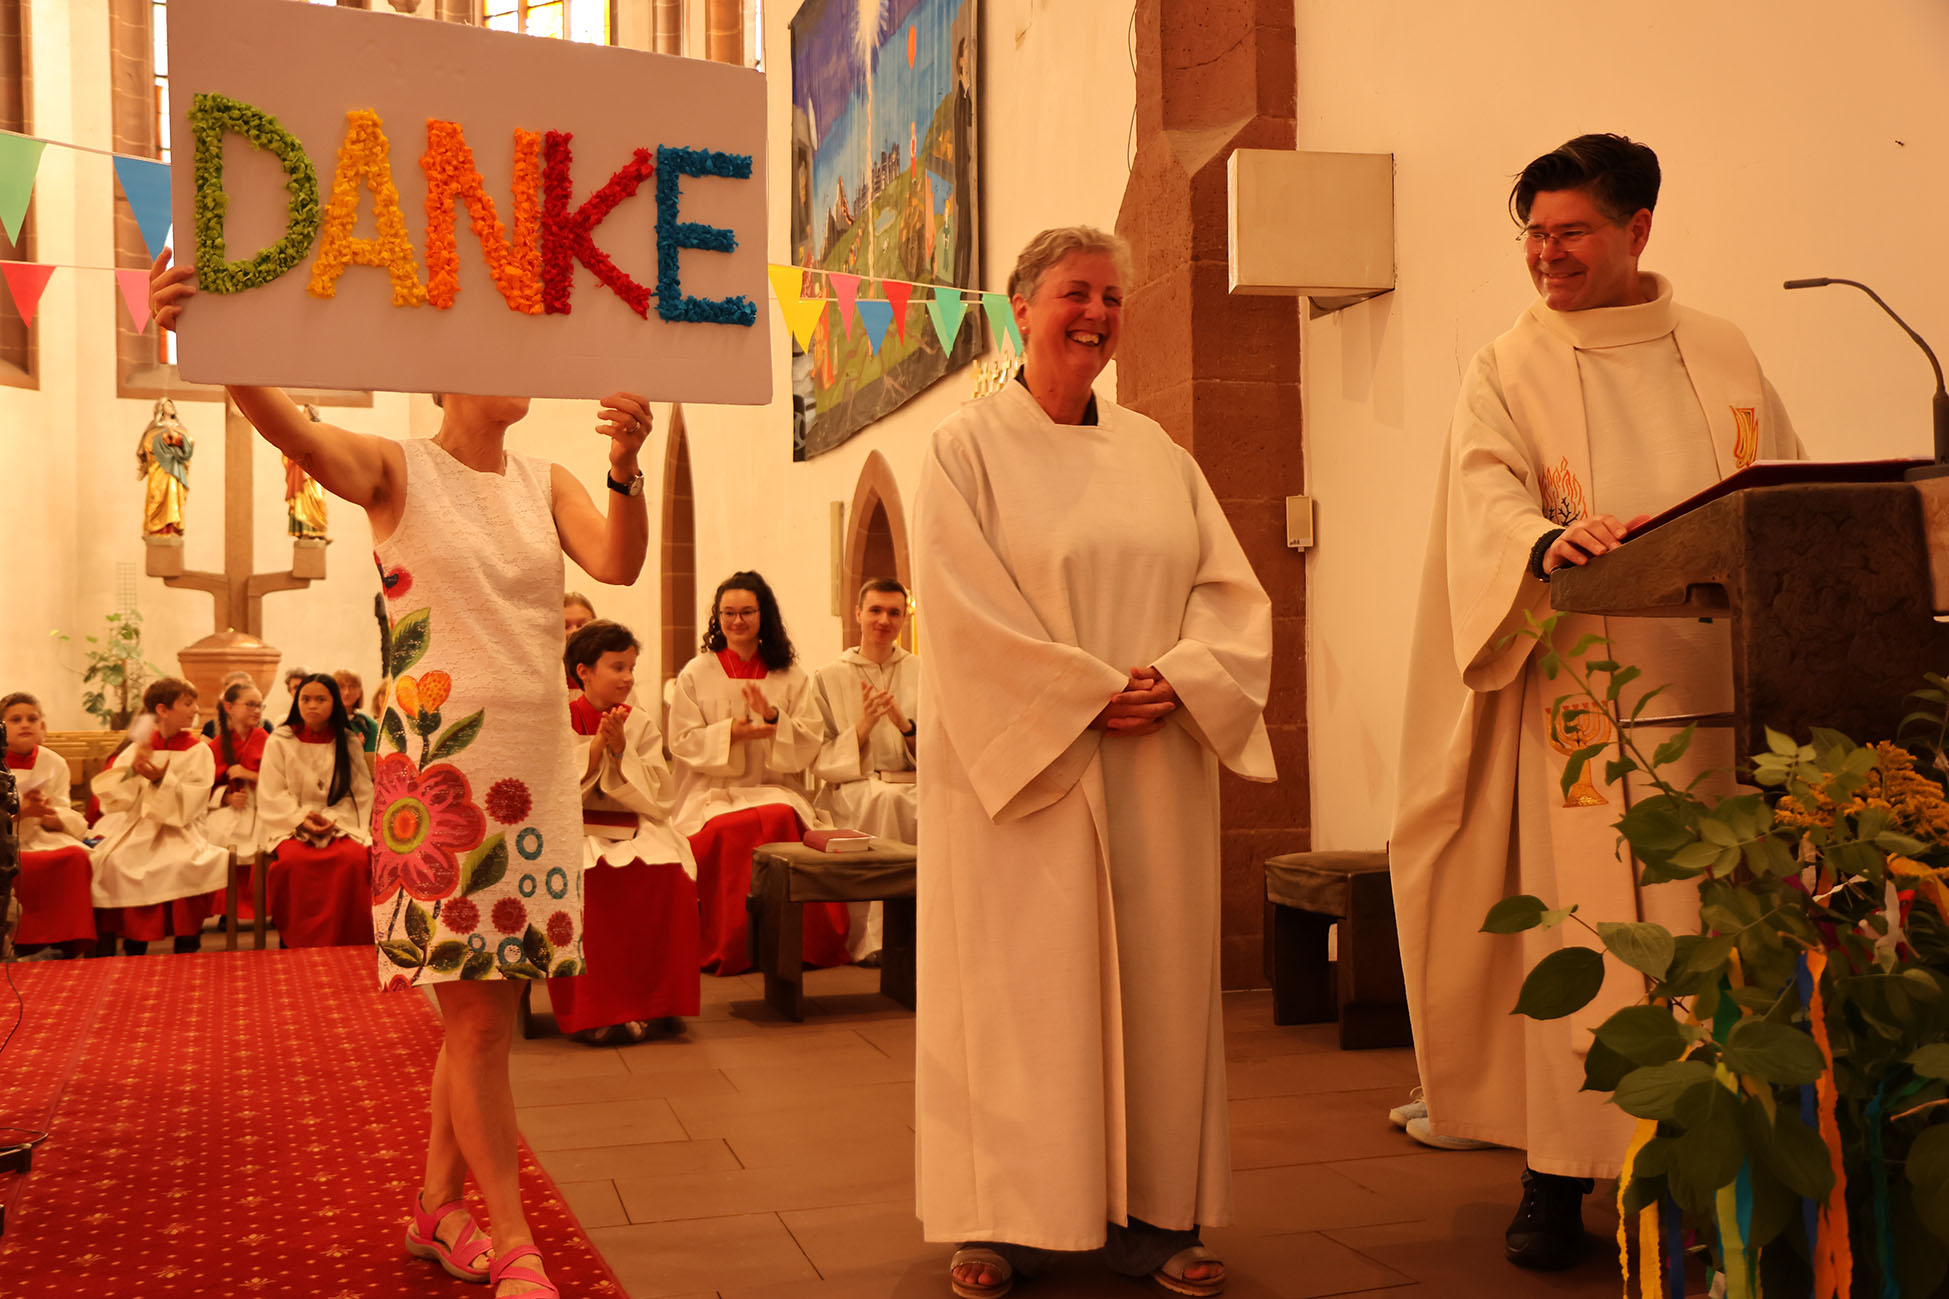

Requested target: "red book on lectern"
[
  {"left": 803, "top": 828, "right": 873, "bottom": 853},
  {"left": 1634, "top": 458, "right": 1931, "bottom": 536}
]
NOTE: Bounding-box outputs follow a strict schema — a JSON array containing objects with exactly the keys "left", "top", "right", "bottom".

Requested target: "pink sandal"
[
  {"left": 404, "top": 1192, "right": 493, "bottom": 1283},
  {"left": 489, "top": 1245, "right": 561, "bottom": 1297}
]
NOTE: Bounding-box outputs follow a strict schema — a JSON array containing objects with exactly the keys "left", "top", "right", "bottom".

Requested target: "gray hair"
[{"left": 1006, "top": 226, "right": 1132, "bottom": 303}]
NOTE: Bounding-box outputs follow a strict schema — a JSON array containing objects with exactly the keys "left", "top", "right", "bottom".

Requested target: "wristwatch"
[
  {"left": 901, "top": 720, "right": 917, "bottom": 737},
  {"left": 606, "top": 468, "right": 645, "bottom": 497}
]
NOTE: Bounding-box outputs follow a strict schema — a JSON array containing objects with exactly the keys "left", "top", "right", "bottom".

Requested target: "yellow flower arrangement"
[{"left": 1774, "top": 741, "right": 1949, "bottom": 842}]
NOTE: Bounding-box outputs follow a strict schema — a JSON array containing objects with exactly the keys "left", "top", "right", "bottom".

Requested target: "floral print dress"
[{"left": 368, "top": 438, "right": 583, "bottom": 988}]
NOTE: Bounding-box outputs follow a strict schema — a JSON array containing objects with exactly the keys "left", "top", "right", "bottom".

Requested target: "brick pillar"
[{"left": 1116, "top": 0, "right": 1308, "bottom": 990}]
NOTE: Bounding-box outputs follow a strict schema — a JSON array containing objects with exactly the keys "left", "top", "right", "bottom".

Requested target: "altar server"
[
  {"left": 546, "top": 620, "right": 700, "bottom": 1041},
  {"left": 3, "top": 693, "right": 96, "bottom": 954},
  {"left": 259, "top": 674, "right": 374, "bottom": 948},
  {"left": 92, "top": 677, "right": 228, "bottom": 955}
]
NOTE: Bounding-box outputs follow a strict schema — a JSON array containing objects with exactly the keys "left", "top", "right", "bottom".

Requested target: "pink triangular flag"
[
  {"left": 883, "top": 280, "right": 913, "bottom": 344},
  {"left": 829, "top": 272, "right": 859, "bottom": 337},
  {"left": 116, "top": 268, "right": 154, "bottom": 334},
  {"left": 0, "top": 262, "right": 55, "bottom": 328}
]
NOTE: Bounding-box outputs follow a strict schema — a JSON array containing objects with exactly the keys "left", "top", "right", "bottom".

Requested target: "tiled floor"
[{"left": 512, "top": 968, "right": 1633, "bottom": 1299}]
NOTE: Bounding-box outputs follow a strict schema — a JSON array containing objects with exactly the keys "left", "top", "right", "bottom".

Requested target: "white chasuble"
[
  {"left": 668, "top": 654, "right": 825, "bottom": 837},
  {"left": 913, "top": 381, "right": 1275, "bottom": 1249},
  {"left": 1390, "top": 276, "right": 1802, "bottom": 1178},
  {"left": 811, "top": 646, "right": 921, "bottom": 843},
  {"left": 581, "top": 705, "right": 697, "bottom": 878},
  {"left": 91, "top": 739, "right": 230, "bottom": 908}
]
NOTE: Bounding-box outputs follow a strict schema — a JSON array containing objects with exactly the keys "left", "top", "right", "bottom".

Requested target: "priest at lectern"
[{"left": 1389, "top": 133, "right": 1805, "bottom": 1272}]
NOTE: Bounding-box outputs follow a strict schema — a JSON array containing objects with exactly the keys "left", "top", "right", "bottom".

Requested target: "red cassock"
[
  {"left": 688, "top": 804, "right": 850, "bottom": 976},
  {"left": 15, "top": 846, "right": 96, "bottom": 945},
  {"left": 266, "top": 838, "right": 375, "bottom": 948}
]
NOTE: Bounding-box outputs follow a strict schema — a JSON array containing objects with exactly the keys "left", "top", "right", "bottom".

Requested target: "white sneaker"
[
  {"left": 1405, "top": 1114, "right": 1498, "bottom": 1151},
  {"left": 1387, "top": 1088, "right": 1426, "bottom": 1129}
]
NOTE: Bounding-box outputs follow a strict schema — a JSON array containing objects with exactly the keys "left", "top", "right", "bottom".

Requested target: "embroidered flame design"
[
  {"left": 1731, "top": 406, "right": 1760, "bottom": 469},
  {"left": 1540, "top": 456, "right": 1587, "bottom": 527}
]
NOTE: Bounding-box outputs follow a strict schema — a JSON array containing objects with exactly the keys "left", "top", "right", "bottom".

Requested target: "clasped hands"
[
  {"left": 855, "top": 680, "right": 909, "bottom": 743},
  {"left": 1542, "top": 512, "right": 1653, "bottom": 574},
  {"left": 1093, "top": 666, "right": 1177, "bottom": 738},
  {"left": 16, "top": 789, "right": 61, "bottom": 831},
  {"left": 730, "top": 683, "right": 779, "bottom": 742}
]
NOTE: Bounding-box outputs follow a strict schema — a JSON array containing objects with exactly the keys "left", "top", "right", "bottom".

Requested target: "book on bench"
[{"left": 803, "top": 828, "right": 873, "bottom": 854}]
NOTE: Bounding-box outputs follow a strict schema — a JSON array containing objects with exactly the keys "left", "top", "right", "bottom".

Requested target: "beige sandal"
[
  {"left": 1152, "top": 1245, "right": 1225, "bottom": 1296},
  {"left": 949, "top": 1246, "right": 1013, "bottom": 1298}
]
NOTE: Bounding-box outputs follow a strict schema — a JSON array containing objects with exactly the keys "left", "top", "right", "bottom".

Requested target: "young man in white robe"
[
  {"left": 4, "top": 692, "right": 97, "bottom": 956},
  {"left": 548, "top": 619, "right": 700, "bottom": 1042},
  {"left": 915, "top": 227, "right": 1274, "bottom": 1299},
  {"left": 1389, "top": 134, "right": 1803, "bottom": 1271},
  {"left": 811, "top": 578, "right": 920, "bottom": 963},
  {"left": 91, "top": 678, "right": 230, "bottom": 955}
]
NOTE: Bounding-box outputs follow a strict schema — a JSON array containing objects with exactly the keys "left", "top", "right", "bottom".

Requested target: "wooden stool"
[
  {"left": 1265, "top": 850, "right": 1410, "bottom": 1049},
  {"left": 748, "top": 841, "right": 917, "bottom": 1021}
]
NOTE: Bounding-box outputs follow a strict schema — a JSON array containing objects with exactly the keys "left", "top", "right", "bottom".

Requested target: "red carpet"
[{"left": 0, "top": 948, "right": 628, "bottom": 1297}]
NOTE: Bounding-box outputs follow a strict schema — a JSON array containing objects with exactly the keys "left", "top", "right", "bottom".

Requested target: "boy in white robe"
[
  {"left": 1389, "top": 134, "right": 1803, "bottom": 1271},
  {"left": 4, "top": 692, "right": 97, "bottom": 955},
  {"left": 811, "top": 578, "right": 920, "bottom": 962},
  {"left": 92, "top": 677, "right": 229, "bottom": 955},
  {"left": 547, "top": 620, "right": 700, "bottom": 1041}
]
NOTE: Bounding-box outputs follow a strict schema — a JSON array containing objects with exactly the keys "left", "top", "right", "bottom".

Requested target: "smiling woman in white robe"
[{"left": 914, "top": 228, "right": 1275, "bottom": 1299}]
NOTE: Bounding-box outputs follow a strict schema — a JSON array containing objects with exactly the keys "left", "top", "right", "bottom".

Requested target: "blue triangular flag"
[
  {"left": 925, "top": 291, "right": 968, "bottom": 352},
  {"left": 981, "top": 292, "right": 1022, "bottom": 354},
  {"left": 112, "top": 156, "right": 174, "bottom": 262},
  {"left": 856, "top": 299, "right": 895, "bottom": 354}
]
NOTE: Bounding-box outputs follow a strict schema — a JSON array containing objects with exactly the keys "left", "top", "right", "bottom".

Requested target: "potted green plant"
[
  {"left": 51, "top": 610, "right": 166, "bottom": 730},
  {"left": 1487, "top": 613, "right": 1949, "bottom": 1297}
]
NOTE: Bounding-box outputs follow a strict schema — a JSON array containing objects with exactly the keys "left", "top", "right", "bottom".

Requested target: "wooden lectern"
[{"left": 1550, "top": 472, "right": 1949, "bottom": 760}]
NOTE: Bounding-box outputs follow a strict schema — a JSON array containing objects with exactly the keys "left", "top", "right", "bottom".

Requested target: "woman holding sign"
[{"left": 152, "top": 250, "right": 649, "bottom": 1299}]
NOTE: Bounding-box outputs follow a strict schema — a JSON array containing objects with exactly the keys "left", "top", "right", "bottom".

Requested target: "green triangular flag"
[
  {"left": 0, "top": 133, "right": 47, "bottom": 245},
  {"left": 981, "top": 291, "right": 1022, "bottom": 354},
  {"left": 925, "top": 290, "right": 969, "bottom": 352}
]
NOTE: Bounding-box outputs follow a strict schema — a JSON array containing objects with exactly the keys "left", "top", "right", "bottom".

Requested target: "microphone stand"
[{"left": 1784, "top": 278, "right": 1949, "bottom": 481}]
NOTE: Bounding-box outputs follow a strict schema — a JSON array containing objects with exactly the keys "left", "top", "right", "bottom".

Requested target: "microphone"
[{"left": 1784, "top": 277, "right": 1949, "bottom": 474}]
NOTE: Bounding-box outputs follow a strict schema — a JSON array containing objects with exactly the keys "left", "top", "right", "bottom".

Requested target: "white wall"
[
  {"left": 2, "top": 0, "right": 1135, "bottom": 727},
  {"left": 1295, "top": 0, "right": 1949, "bottom": 849}
]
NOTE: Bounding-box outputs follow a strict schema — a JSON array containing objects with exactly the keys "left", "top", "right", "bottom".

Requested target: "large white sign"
[{"left": 167, "top": 0, "right": 770, "bottom": 402}]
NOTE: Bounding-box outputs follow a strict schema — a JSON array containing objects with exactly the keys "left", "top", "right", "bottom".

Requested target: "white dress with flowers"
[{"left": 367, "top": 438, "right": 583, "bottom": 988}]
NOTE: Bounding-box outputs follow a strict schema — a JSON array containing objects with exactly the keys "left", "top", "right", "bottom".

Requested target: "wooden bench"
[
  {"left": 1265, "top": 850, "right": 1411, "bottom": 1050},
  {"left": 747, "top": 840, "right": 917, "bottom": 1021}
]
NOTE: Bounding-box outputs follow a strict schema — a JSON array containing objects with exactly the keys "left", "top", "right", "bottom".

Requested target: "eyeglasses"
[
  {"left": 1518, "top": 223, "right": 1608, "bottom": 251},
  {"left": 718, "top": 607, "right": 760, "bottom": 622}
]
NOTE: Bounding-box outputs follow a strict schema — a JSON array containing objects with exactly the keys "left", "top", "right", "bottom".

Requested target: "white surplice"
[
  {"left": 256, "top": 727, "right": 374, "bottom": 853},
  {"left": 11, "top": 748, "right": 89, "bottom": 852},
  {"left": 581, "top": 705, "right": 697, "bottom": 877},
  {"left": 667, "top": 653, "right": 826, "bottom": 837},
  {"left": 90, "top": 740, "right": 229, "bottom": 908},
  {"left": 1390, "top": 277, "right": 1802, "bottom": 1177},
  {"left": 812, "top": 645, "right": 921, "bottom": 958},
  {"left": 913, "top": 380, "right": 1276, "bottom": 1250}
]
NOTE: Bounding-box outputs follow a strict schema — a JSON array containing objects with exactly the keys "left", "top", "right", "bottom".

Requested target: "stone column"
[{"left": 1116, "top": 0, "right": 1308, "bottom": 989}]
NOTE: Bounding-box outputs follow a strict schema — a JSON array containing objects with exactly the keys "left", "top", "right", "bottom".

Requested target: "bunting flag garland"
[
  {"left": 766, "top": 264, "right": 825, "bottom": 350},
  {"left": 110, "top": 155, "right": 174, "bottom": 262},
  {"left": 0, "top": 261, "right": 56, "bottom": 327},
  {"left": 981, "top": 291, "right": 1021, "bottom": 354},
  {"left": 0, "top": 133, "right": 45, "bottom": 243},
  {"left": 116, "top": 268, "right": 154, "bottom": 334},
  {"left": 828, "top": 272, "right": 860, "bottom": 337},
  {"left": 924, "top": 288, "right": 968, "bottom": 352},
  {"left": 883, "top": 279, "right": 912, "bottom": 343},
  {"left": 855, "top": 298, "right": 894, "bottom": 354}
]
